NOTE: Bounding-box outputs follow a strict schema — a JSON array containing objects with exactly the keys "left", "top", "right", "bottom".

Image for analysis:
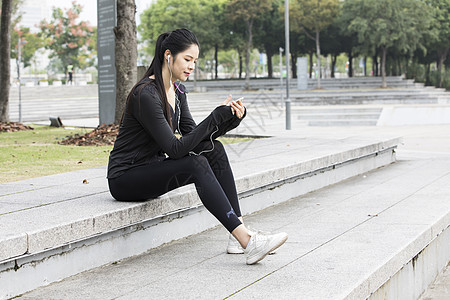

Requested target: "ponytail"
[{"left": 124, "top": 29, "right": 200, "bottom": 130}]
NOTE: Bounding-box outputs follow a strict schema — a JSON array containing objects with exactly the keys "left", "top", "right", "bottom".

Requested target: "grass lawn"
[{"left": 0, "top": 125, "right": 251, "bottom": 183}]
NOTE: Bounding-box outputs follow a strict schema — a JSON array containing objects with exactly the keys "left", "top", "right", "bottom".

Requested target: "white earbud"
[{"left": 167, "top": 55, "right": 170, "bottom": 62}]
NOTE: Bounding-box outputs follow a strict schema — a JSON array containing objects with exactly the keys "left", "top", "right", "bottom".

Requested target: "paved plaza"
[{"left": 3, "top": 80, "right": 450, "bottom": 299}]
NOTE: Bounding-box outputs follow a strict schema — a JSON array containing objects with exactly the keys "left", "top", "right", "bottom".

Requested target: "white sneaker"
[
  {"left": 227, "top": 229, "right": 278, "bottom": 255},
  {"left": 227, "top": 234, "right": 244, "bottom": 254},
  {"left": 244, "top": 231, "right": 288, "bottom": 265}
]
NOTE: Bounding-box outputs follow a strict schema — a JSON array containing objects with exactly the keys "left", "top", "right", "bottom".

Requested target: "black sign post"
[{"left": 97, "top": 0, "right": 116, "bottom": 125}]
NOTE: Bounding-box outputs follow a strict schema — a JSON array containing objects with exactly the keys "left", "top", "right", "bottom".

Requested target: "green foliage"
[
  {"left": 10, "top": 26, "right": 43, "bottom": 68},
  {"left": 217, "top": 49, "right": 239, "bottom": 74},
  {"left": 429, "top": 69, "right": 450, "bottom": 90},
  {"left": 0, "top": 0, "right": 23, "bottom": 16},
  {"left": 39, "top": 2, "right": 96, "bottom": 72},
  {"left": 290, "top": 0, "right": 340, "bottom": 36},
  {"left": 344, "top": 0, "right": 433, "bottom": 56},
  {"left": 139, "top": 0, "right": 226, "bottom": 58},
  {"left": 253, "top": 0, "right": 284, "bottom": 76},
  {"left": 426, "top": 0, "right": 450, "bottom": 51},
  {"left": 225, "top": 0, "right": 273, "bottom": 50},
  {"left": 226, "top": 0, "right": 272, "bottom": 24}
]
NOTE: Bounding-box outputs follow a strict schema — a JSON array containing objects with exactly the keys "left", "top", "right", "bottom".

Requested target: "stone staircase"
[
  {"left": 7, "top": 77, "right": 450, "bottom": 127},
  {"left": 183, "top": 76, "right": 422, "bottom": 91},
  {"left": 296, "top": 107, "right": 383, "bottom": 126},
  {"left": 0, "top": 135, "right": 400, "bottom": 299}
]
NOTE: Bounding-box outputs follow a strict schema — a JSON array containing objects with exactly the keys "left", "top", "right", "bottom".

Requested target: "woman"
[{"left": 107, "top": 28, "right": 287, "bottom": 265}]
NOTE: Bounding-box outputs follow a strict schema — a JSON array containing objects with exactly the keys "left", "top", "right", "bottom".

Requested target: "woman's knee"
[
  {"left": 213, "top": 140, "right": 225, "bottom": 153},
  {"left": 185, "top": 155, "right": 210, "bottom": 172}
]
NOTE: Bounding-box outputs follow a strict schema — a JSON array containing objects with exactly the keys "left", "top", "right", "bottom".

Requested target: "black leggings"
[{"left": 108, "top": 140, "right": 242, "bottom": 233}]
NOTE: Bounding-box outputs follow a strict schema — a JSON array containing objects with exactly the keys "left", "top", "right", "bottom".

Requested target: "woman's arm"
[
  {"left": 212, "top": 107, "right": 246, "bottom": 139},
  {"left": 133, "top": 87, "right": 234, "bottom": 159},
  {"left": 178, "top": 92, "right": 197, "bottom": 135}
]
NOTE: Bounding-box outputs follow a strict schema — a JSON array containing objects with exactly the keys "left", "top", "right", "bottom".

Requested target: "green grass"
[{"left": 0, "top": 125, "right": 252, "bottom": 183}]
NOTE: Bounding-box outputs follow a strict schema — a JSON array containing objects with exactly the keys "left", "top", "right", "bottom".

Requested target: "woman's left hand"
[{"left": 230, "top": 98, "right": 245, "bottom": 119}]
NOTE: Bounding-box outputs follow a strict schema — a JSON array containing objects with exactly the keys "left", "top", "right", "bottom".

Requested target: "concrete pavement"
[
  {"left": 13, "top": 123, "right": 450, "bottom": 299},
  {"left": 6, "top": 81, "right": 450, "bottom": 299}
]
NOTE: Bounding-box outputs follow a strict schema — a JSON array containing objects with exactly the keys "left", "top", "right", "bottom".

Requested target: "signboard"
[
  {"left": 297, "top": 57, "right": 308, "bottom": 90},
  {"left": 98, "top": 0, "right": 116, "bottom": 125}
]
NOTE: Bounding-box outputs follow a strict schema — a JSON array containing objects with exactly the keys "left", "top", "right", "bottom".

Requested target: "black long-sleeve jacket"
[{"left": 107, "top": 77, "right": 245, "bottom": 179}]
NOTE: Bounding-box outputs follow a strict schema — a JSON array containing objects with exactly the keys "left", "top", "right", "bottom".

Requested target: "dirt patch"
[
  {"left": 59, "top": 123, "right": 119, "bottom": 146},
  {"left": 0, "top": 122, "right": 34, "bottom": 133}
]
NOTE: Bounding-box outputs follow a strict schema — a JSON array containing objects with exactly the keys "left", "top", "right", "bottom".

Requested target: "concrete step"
[
  {"left": 183, "top": 76, "right": 417, "bottom": 91},
  {"left": 296, "top": 107, "right": 382, "bottom": 126},
  {"left": 309, "top": 119, "right": 379, "bottom": 126},
  {"left": 7, "top": 82, "right": 450, "bottom": 124},
  {"left": 298, "top": 112, "right": 381, "bottom": 120},
  {"left": 295, "top": 107, "right": 382, "bottom": 114},
  {"left": 0, "top": 135, "right": 400, "bottom": 299},
  {"left": 16, "top": 152, "right": 450, "bottom": 299},
  {"left": 8, "top": 85, "right": 98, "bottom": 100}
]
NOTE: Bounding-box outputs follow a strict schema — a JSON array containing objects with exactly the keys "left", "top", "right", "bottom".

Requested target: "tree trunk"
[
  {"left": 238, "top": 51, "right": 243, "bottom": 79},
  {"left": 244, "top": 19, "right": 253, "bottom": 90},
  {"left": 266, "top": 48, "right": 273, "bottom": 78},
  {"left": 348, "top": 52, "right": 353, "bottom": 78},
  {"left": 114, "top": 0, "right": 137, "bottom": 124},
  {"left": 437, "top": 48, "right": 449, "bottom": 88},
  {"left": 0, "top": 0, "right": 13, "bottom": 122},
  {"left": 372, "top": 56, "right": 376, "bottom": 76},
  {"left": 381, "top": 46, "right": 387, "bottom": 88},
  {"left": 214, "top": 43, "right": 218, "bottom": 79},
  {"left": 363, "top": 56, "right": 367, "bottom": 77},
  {"left": 291, "top": 55, "right": 297, "bottom": 79},
  {"left": 425, "top": 63, "right": 431, "bottom": 86},
  {"left": 309, "top": 51, "right": 313, "bottom": 78},
  {"left": 315, "top": 31, "right": 321, "bottom": 89},
  {"left": 331, "top": 54, "right": 337, "bottom": 78}
]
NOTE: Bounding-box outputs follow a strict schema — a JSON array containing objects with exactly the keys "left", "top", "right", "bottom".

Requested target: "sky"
[{"left": 45, "top": 0, "right": 153, "bottom": 26}]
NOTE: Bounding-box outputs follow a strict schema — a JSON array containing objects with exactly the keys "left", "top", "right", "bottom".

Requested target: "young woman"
[{"left": 107, "top": 28, "right": 287, "bottom": 265}]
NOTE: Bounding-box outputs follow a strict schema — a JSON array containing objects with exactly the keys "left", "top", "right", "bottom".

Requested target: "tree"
[
  {"left": 344, "top": 0, "right": 433, "bottom": 88},
  {"left": 226, "top": 0, "right": 272, "bottom": 89},
  {"left": 253, "top": 0, "right": 284, "bottom": 78},
  {"left": 139, "top": 0, "right": 226, "bottom": 79},
  {"left": 114, "top": 0, "right": 137, "bottom": 124},
  {"left": 290, "top": 0, "right": 340, "bottom": 89},
  {"left": 0, "top": 0, "right": 13, "bottom": 122},
  {"left": 207, "top": 0, "right": 231, "bottom": 79},
  {"left": 321, "top": 22, "right": 342, "bottom": 78},
  {"left": 426, "top": 0, "right": 450, "bottom": 88},
  {"left": 39, "top": 2, "right": 95, "bottom": 73},
  {"left": 11, "top": 27, "right": 44, "bottom": 68},
  {"left": 334, "top": 4, "right": 361, "bottom": 78},
  {"left": 225, "top": 21, "right": 247, "bottom": 79}
]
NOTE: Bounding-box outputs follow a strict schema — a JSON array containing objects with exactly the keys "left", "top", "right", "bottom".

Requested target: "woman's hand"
[
  {"left": 221, "top": 94, "right": 245, "bottom": 119},
  {"left": 230, "top": 98, "right": 245, "bottom": 119},
  {"left": 221, "top": 94, "right": 233, "bottom": 106}
]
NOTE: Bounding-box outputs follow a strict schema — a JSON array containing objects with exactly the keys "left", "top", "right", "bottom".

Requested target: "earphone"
[{"left": 167, "top": 54, "right": 173, "bottom": 86}]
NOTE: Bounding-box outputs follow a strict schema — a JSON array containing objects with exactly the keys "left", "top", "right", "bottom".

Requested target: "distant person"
[
  {"left": 67, "top": 64, "right": 73, "bottom": 85},
  {"left": 107, "top": 28, "right": 288, "bottom": 265}
]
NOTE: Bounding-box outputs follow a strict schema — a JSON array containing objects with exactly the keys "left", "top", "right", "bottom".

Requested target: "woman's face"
[{"left": 170, "top": 44, "right": 199, "bottom": 82}]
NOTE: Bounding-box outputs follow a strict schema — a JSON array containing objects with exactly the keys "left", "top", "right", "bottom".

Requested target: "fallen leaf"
[{"left": 83, "top": 179, "right": 89, "bottom": 184}]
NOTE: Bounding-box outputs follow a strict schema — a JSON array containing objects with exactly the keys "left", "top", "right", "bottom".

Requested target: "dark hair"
[{"left": 125, "top": 28, "right": 200, "bottom": 129}]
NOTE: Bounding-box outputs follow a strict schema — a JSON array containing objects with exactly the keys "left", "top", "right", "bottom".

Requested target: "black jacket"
[{"left": 107, "top": 78, "right": 245, "bottom": 179}]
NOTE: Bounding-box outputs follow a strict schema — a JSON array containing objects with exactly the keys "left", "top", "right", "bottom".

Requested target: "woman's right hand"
[
  {"left": 221, "top": 94, "right": 245, "bottom": 118},
  {"left": 221, "top": 94, "right": 233, "bottom": 106}
]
